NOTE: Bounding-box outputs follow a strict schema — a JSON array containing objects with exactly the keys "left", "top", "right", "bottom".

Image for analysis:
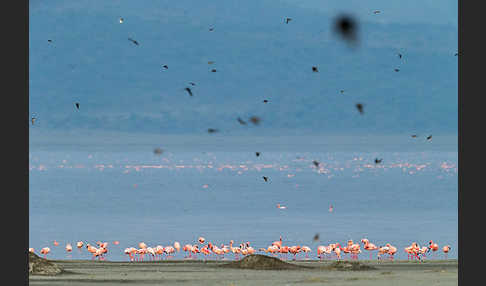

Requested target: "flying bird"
[
  {"left": 398, "top": 53, "right": 402, "bottom": 59},
  {"left": 340, "top": 90, "right": 345, "bottom": 94},
  {"left": 208, "top": 61, "right": 215, "bottom": 64},
  {"left": 263, "top": 99, "right": 269, "bottom": 103},
  {"left": 313, "top": 160, "right": 320, "bottom": 167},
  {"left": 184, "top": 87, "right": 193, "bottom": 96},
  {"left": 373, "top": 10, "right": 381, "bottom": 14},
  {"left": 207, "top": 128, "right": 219, "bottom": 133},
  {"left": 394, "top": 68, "right": 400, "bottom": 72},
  {"left": 454, "top": 52, "right": 459, "bottom": 56},
  {"left": 313, "top": 233, "right": 320, "bottom": 242},
  {"left": 411, "top": 135, "right": 418, "bottom": 138},
  {"left": 75, "top": 102, "right": 80, "bottom": 110},
  {"left": 189, "top": 82, "right": 196, "bottom": 86},
  {"left": 162, "top": 65, "right": 168, "bottom": 69},
  {"left": 211, "top": 69, "right": 217, "bottom": 72},
  {"left": 285, "top": 18, "right": 292, "bottom": 24},
  {"left": 334, "top": 15, "right": 358, "bottom": 45},
  {"left": 355, "top": 103, "right": 364, "bottom": 115},
  {"left": 31, "top": 117, "right": 36, "bottom": 125},
  {"left": 255, "top": 152, "right": 261, "bottom": 157},
  {"left": 329, "top": 204, "right": 334, "bottom": 212},
  {"left": 263, "top": 176, "right": 269, "bottom": 182},
  {"left": 153, "top": 147, "right": 163, "bottom": 155},
  {"left": 47, "top": 39, "right": 52, "bottom": 43},
  {"left": 119, "top": 18, "right": 124, "bottom": 24},
  {"left": 312, "top": 66, "right": 318, "bottom": 72},
  {"left": 277, "top": 204, "right": 287, "bottom": 209},
  {"left": 209, "top": 27, "right": 214, "bottom": 31},
  {"left": 249, "top": 116, "right": 261, "bottom": 125},
  {"left": 237, "top": 117, "right": 247, "bottom": 125},
  {"left": 128, "top": 38, "right": 139, "bottom": 45},
  {"left": 427, "top": 135, "right": 432, "bottom": 141},
  {"left": 375, "top": 158, "right": 383, "bottom": 164}
]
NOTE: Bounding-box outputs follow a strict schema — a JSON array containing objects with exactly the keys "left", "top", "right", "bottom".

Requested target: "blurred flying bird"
[
  {"left": 313, "top": 233, "right": 320, "bottom": 242},
  {"left": 285, "top": 18, "right": 292, "bottom": 24},
  {"left": 128, "top": 38, "right": 139, "bottom": 45},
  {"left": 237, "top": 117, "right": 247, "bottom": 125},
  {"left": 184, "top": 87, "right": 193, "bottom": 96},
  {"left": 373, "top": 10, "right": 381, "bottom": 14},
  {"left": 209, "top": 27, "right": 214, "bottom": 31},
  {"left": 375, "top": 158, "right": 383, "bottom": 164},
  {"left": 313, "top": 160, "right": 320, "bottom": 167},
  {"left": 249, "top": 116, "right": 261, "bottom": 125},
  {"left": 31, "top": 117, "right": 36, "bottom": 125},
  {"left": 355, "top": 103, "right": 364, "bottom": 114},
  {"left": 277, "top": 204, "right": 287, "bottom": 209},
  {"left": 189, "top": 82, "right": 196, "bottom": 86},
  {"left": 75, "top": 102, "right": 80, "bottom": 110},
  {"left": 256, "top": 152, "right": 261, "bottom": 157},
  {"left": 153, "top": 147, "right": 163, "bottom": 155},
  {"left": 411, "top": 135, "right": 417, "bottom": 138},
  {"left": 398, "top": 53, "right": 402, "bottom": 59},
  {"left": 47, "top": 39, "right": 52, "bottom": 43},
  {"left": 329, "top": 204, "right": 334, "bottom": 212},
  {"left": 334, "top": 15, "right": 358, "bottom": 45},
  {"left": 394, "top": 68, "right": 400, "bottom": 72},
  {"left": 207, "top": 128, "right": 219, "bottom": 133},
  {"left": 340, "top": 90, "right": 345, "bottom": 94},
  {"left": 263, "top": 176, "right": 269, "bottom": 182},
  {"left": 263, "top": 99, "right": 269, "bottom": 103},
  {"left": 312, "top": 66, "right": 318, "bottom": 72},
  {"left": 162, "top": 65, "right": 168, "bottom": 69},
  {"left": 211, "top": 69, "right": 217, "bottom": 72},
  {"left": 454, "top": 52, "right": 459, "bottom": 56},
  {"left": 119, "top": 18, "right": 124, "bottom": 24},
  {"left": 427, "top": 135, "right": 432, "bottom": 141},
  {"left": 208, "top": 61, "right": 215, "bottom": 64}
]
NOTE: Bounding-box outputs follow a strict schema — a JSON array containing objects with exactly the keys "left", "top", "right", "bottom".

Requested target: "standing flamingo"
[
  {"left": 443, "top": 245, "right": 451, "bottom": 259},
  {"left": 29, "top": 248, "right": 35, "bottom": 254},
  {"left": 40, "top": 247, "right": 50, "bottom": 259},
  {"left": 361, "top": 239, "right": 378, "bottom": 260}
]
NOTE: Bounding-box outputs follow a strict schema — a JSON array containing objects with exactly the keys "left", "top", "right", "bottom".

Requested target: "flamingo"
[
  {"left": 229, "top": 240, "right": 240, "bottom": 260},
  {"left": 174, "top": 241, "right": 181, "bottom": 253},
  {"left": 386, "top": 244, "right": 397, "bottom": 261},
  {"left": 29, "top": 248, "right": 35, "bottom": 254},
  {"left": 272, "top": 236, "right": 283, "bottom": 248},
  {"left": 40, "top": 247, "right": 50, "bottom": 259},
  {"left": 277, "top": 204, "right": 287, "bottom": 209},
  {"left": 113, "top": 241, "right": 120, "bottom": 245},
  {"left": 53, "top": 240, "right": 59, "bottom": 246},
  {"left": 183, "top": 244, "right": 193, "bottom": 258},
  {"left": 361, "top": 238, "right": 378, "bottom": 260},
  {"left": 377, "top": 245, "right": 389, "bottom": 260},
  {"left": 443, "top": 245, "right": 451, "bottom": 259},
  {"left": 198, "top": 237, "right": 205, "bottom": 244},
  {"left": 317, "top": 245, "right": 327, "bottom": 260},
  {"left": 165, "top": 246, "right": 176, "bottom": 258},
  {"left": 429, "top": 240, "right": 439, "bottom": 258}
]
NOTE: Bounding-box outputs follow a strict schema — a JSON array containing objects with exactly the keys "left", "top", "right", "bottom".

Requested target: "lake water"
[{"left": 29, "top": 134, "right": 458, "bottom": 261}]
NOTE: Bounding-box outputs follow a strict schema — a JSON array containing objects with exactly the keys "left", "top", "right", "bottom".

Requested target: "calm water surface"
[{"left": 29, "top": 135, "right": 457, "bottom": 261}]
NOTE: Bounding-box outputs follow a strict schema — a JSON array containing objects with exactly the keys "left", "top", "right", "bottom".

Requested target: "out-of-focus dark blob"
[{"left": 333, "top": 14, "right": 359, "bottom": 47}]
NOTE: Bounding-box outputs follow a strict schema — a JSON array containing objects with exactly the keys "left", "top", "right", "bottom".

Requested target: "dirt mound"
[
  {"left": 29, "top": 252, "right": 63, "bottom": 275},
  {"left": 325, "top": 260, "right": 376, "bottom": 271},
  {"left": 220, "top": 254, "right": 305, "bottom": 270}
]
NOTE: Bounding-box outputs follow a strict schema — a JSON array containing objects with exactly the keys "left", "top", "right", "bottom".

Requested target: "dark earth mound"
[
  {"left": 324, "top": 260, "right": 376, "bottom": 271},
  {"left": 220, "top": 254, "right": 306, "bottom": 270},
  {"left": 29, "top": 252, "right": 63, "bottom": 275}
]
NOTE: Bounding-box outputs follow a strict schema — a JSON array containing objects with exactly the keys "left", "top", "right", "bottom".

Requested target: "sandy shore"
[{"left": 29, "top": 259, "right": 458, "bottom": 286}]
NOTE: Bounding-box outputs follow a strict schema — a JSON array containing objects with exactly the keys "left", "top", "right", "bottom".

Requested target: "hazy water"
[{"left": 29, "top": 136, "right": 457, "bottom": 261}]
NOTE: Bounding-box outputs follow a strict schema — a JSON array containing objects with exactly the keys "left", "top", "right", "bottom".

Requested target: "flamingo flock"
[{"left": 29, "top": 237, "right": 453, "bottom": 262}]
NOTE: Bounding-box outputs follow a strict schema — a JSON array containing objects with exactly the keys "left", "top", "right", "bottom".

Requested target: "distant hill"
[{"left": 29, "top": 0, "right": 457, "bottom": 135}]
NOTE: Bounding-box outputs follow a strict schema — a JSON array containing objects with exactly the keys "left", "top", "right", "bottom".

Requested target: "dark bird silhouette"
[
  {"left": 207, "top": 128, "right": 219, "bottom": 133},
  {"left": 237, "top": 117, "right": 247, "bottom": 125},
  {"left": 31, "top": 117, "right": 36, "bottom": 125},
  {"left": 75, "top": 103, "right": 80, "bottom": 110},
  {"left": 398, "top": 53, "right": 402, "bottom": 59},
  {"left": 128, "top": 38, "right": 139, "bottom": 45},
  {"left": 375, "top": 158, "right": 383, "bottom": 164},
  {"left": 184, "top": 87, "right": 193, "bottom": 96},
  {"left": 394, "top": 68, "right": 400, "bottom": 72},
  {"left": 256, "top": 152, "right": 261, "bottom": 157},
  {"left": 153, "top": 147, "right": 163, "bottom": 155},
  {"left": 373, "top": 10, "right": 381, "bottom": 14},
  {"left": 249, "top": 116, "right": 261, "bottom": 125},
  {"left": 340, "top": 90, "right": 345, "bottom": 94},
  {"left": 454, "top": 52, "right": 459, "bottom": 56},
  {"left": 427, "top": 135, "right": 432, "bottom": 141},
  {"left": 263, "top": 99, "right": 269, "bottom": 103},
  {"left": 312, "top": 66, "right": 318, "bottom": 72},
  {"left": 355, "top": 103, "right": 364, "bottom": 115},
  {"left": 211, "top": 69, "right": 217, "bottom": 72},
  {"left": 189, "top": 82, "right": 196, "bottom": 86},
  {"left": 313, "top": 160, "right": 320, "bottom": 167},
  {"left": 334, "top": 15, "right": 358, "bottom": 45},
  {"left": 263, "top": 176, "right": 269, "bottom": 182},
  {"left": 285, "top": 18, "right": 292, "bottom": 24},
  {"left": 47, "top": 39, "right": 52, "bottom": 43},
  {"left": 208, "top": 61, "right": 215, "bottom": 64},
  {"left": 162, "top": 65, "right": 168, "bottom": 69},
  {"left": 411, "top": 135, "right": 418, "bottom": 138},
  {"left": 209, "top": 27, "right": 214, "bottom": 31},
  {"left": 313, "top": 233, "right": 320, "bottom": 242},
  {"left": 119, "top": 18, "right": 124, "bottom": 24}
]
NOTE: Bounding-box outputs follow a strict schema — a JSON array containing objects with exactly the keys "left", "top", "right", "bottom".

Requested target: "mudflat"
[{"left": 29, "top": 258, "right": 458, "bottom": 286}]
